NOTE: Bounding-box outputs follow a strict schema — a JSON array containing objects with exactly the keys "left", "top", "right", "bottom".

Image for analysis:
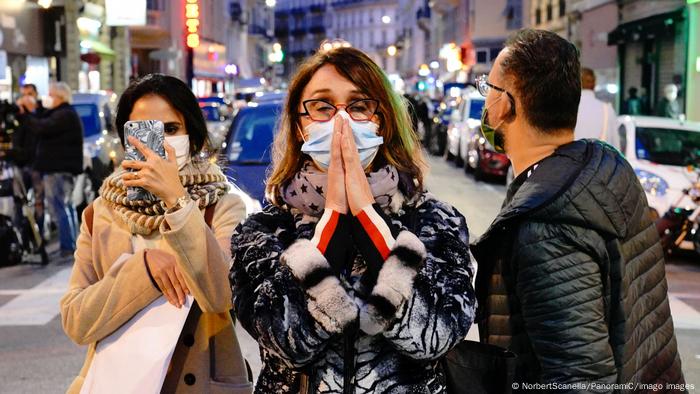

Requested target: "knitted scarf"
[
  {"left": 99, "top": 162, "right": 230, "bottom": 235},
  {"left": 282, "top": 161, "right": 403, "bottom": 217}
]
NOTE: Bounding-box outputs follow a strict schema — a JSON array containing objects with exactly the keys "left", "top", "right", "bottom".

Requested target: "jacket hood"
[{"left": 477, "top": 140, "right": 645, "bottom": 244}]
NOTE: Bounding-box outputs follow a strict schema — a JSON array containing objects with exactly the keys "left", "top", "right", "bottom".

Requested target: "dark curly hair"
[
  {"left": 502, "top": 29, "right": 581, "bottom": 132},
  {"left": 115, "top": 74, "right": 210, "bottom": 156}
]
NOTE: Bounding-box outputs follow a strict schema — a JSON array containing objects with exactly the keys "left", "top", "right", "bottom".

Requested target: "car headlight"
[{"left": 635, "top": 169, "right": 669, "bottom": 196}]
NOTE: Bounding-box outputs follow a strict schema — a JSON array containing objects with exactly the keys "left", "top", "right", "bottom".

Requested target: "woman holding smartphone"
[
  {"left": 60, "top": 74, "right": 252, "bottom": 393},
  {"left": 230, "top": 44, "right": 475, "bottom": 392}
]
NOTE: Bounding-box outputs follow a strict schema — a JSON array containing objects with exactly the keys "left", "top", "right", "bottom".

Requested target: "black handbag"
[{"left": 442, "top": 340, "right": 517, "bottom": 394}]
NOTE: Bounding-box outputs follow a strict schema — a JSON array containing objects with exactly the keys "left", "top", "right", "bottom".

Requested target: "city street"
[{"left": 0, "top": 154, "right": 699, "bottom": 393}]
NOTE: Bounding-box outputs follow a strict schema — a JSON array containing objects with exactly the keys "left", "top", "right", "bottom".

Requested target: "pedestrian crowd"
[{"left": 45, "top": 28, "right": 691, "bottom": 394}]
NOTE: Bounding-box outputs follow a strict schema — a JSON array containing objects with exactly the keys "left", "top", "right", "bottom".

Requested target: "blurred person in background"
[
  {"left": 230, "top": 44, "right": 475, "bottom": 393},
  {"left": 656, "top": 83, "right": 681, "bottom": 119},
  {"left": 622, "top": 87, "right": 642, "bottom": 115},
  {"left": 60, "top": 74, "right": 252, "bottom": 393},
  {"left": 18, "top": 82, "right": 83, "bottom": 257},
  {"left": 6, "top": 84, "right": 44, "bottom": 226},
  {"left": 574, "top": 67, "right": 619, "bottom": 149}
]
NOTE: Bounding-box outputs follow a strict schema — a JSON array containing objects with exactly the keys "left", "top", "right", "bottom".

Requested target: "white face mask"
[
  {"left": 42, "top": 96, "right": 54, "bottom": 110},
  {"left": 300, "top": 110, "right": 383, "bottom": 171},
  {"left": 165, "top": 135, "right": 190, "bottom": 168}
]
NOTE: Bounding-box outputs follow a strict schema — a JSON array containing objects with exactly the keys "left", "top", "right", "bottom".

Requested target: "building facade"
[
  {"left": 530, "top": 0, "right": 568, "bottom": 36},
  {"left": 467, "top": 0, "right": 529, "bottom": 77},
  {"left": 608, "top": 0, "right": 688, "bottom": 115},
  {"left": 688, "top": 0, "right": 700, "bottom": 121},
  {"left": 0, "top": 0, "right": 130, "bottom": 97},
  {"left": 274, "top": 0, "right": 330, "bottom": 80},
  {"left": 568, "top": 0, "right": 619, "bottom": 103},
  {"left": 0, "top": 2, "right": 52, "bottom": 99}
]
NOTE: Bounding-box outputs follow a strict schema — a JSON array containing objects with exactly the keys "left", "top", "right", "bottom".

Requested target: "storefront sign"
[
  {"left": 43, "top": 6, "right": 66, "bottom": 56},
  {"left": 106, "top": 0, "right": 146, "bottom": 26},
  {"left": 193, "top": 41, "right": 226, "bottom": 79},
  {"left": 185, "top": 0, "right": 200, "bottom": 48}
]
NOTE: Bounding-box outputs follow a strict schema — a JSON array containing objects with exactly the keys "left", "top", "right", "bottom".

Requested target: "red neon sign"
[{"left": 186, "top": 0, "right": 200, "bottom": 48}]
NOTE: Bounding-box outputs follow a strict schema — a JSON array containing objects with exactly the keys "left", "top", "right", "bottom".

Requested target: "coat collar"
[{"left": 473, "top": 140, "right": 592, "bottom": 248}]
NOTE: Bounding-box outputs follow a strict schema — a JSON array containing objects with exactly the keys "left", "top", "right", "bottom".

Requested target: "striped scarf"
[{"left": 99, "top": 162, "right": 230, "bottom": 235}]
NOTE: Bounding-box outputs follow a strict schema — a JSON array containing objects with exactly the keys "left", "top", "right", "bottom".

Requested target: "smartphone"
[{"left": 123, "top": 120, "right": 166, "bottom": 201}]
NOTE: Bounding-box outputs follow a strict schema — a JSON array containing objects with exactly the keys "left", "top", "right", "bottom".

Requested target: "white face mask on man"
[
  {"left": 42, "top": 96, "right": 54, "bottom": 110},
  {"left": 165, "top": 135, "right": 190, "bottom": 168}
]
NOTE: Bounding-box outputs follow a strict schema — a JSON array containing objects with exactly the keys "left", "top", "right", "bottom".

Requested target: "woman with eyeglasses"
[{"left": 230, "top": 43, "right": 476, "bottom": 393}]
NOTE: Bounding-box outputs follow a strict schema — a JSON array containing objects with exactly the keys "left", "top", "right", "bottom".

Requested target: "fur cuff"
[
  {"left": 282, "top": 239, "right": 358, "bottom": 333},
  {"left": 360, "top": 231, "right": 426, "bottom": 335}
]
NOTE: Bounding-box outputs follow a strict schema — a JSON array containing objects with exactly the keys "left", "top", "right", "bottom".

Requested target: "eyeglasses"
[
  {"left": 299, "top": 98, "right": 379, "bottom": 122},
  {"left": 476, "top": 74, "right": 515, "bottom": 103}
]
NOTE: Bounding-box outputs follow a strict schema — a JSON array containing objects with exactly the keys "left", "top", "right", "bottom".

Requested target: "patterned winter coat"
[{"left": 230, "top": 193, "right": 475, "bottom": 393}]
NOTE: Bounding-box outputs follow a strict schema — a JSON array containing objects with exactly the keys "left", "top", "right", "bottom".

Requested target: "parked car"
[
  {"left": 223, "top": 101, "right": 282, "bottom": 203},
  {"left": 430, "top": 101, "right": 456, "bottom": 156},
  {"left": 445, "top": 90, "right": 485, "bottom": 167},
  {"left": 465, "top": 133, "right": 511, "bottom": 181},
  {"left": 200, "top": 102, "right": 232, "bottom": 152},
  {"left": 71, "top": 92, "right": 124, "bottom": 189},
  {"left": 618, "top": 115, "right": 700, "bottom": 222},
  {"left": 252, "top": 90, "right": 287, "bottom": 104}
]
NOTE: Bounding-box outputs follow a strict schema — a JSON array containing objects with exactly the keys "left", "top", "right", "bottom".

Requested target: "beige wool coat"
[{"left": 60, "top": 192, "right": 253, "bottom": 394}]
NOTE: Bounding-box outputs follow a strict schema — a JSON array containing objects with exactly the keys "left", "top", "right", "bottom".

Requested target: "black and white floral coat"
[{"left": 230, "top": 192, "right": 475, "bottom": 393}]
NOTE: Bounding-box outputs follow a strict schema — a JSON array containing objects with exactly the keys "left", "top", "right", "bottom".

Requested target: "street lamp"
[
  {"left": 265, "top": 0, "right": 276, "bottom": 7},
  {"left": 382, "top": 15, "right": 391, "bottom": 24},
  {"left": 387, "top": 45, "right": 397, "bottom": 57}
]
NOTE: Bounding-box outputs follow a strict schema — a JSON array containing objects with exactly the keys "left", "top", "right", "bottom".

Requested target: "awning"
[
  {"left": 80, "top": 39, "right": 116, "bottom": 57},
  {"left": 608, "top": 8, "right": 685, "bottom": 45}
]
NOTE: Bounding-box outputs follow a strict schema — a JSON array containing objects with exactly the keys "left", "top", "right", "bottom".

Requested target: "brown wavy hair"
[{"left": 266, "top": 45, "right": 426, "bottom": 205}]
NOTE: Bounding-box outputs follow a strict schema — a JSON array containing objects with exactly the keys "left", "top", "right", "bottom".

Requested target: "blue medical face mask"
[{"left": 301, "top": 110, "right": 384, "bottom": 171}]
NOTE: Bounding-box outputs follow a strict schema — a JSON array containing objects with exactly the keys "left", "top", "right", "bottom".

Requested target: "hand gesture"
[
  {"left": 325, "top": 116, "right": 348, "bottom": 214},
  {"left": 340, "top": 117, "right": 375, "bottom": 216},
  {"left": 121, "top": 136, "right": 187, "bottom": 208},
  {"left": 144, "top": 248, "right": 190, "bottom": 308}
]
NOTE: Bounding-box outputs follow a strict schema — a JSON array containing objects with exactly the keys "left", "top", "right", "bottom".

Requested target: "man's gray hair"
[{"left": 50, "top": 82, "right": 72, "bottom": 104}]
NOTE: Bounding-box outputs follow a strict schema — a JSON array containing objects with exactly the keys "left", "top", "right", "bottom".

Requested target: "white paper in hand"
[{"left": 81, "top": 255, "right": 193, "bottom": 394}]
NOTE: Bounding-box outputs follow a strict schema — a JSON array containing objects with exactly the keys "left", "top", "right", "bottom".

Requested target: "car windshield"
[
  {"left": 468, "top": 100, "right": 484, "bottom": 120},
  {"left": 73, "top": 103, "right": 101, "bottom": 137},
  {"left": 635, "top": 127, "right": 700, "bottom": 166},
  {"left": 228, "top": 106, "right": 280, "bottom": 164}
]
